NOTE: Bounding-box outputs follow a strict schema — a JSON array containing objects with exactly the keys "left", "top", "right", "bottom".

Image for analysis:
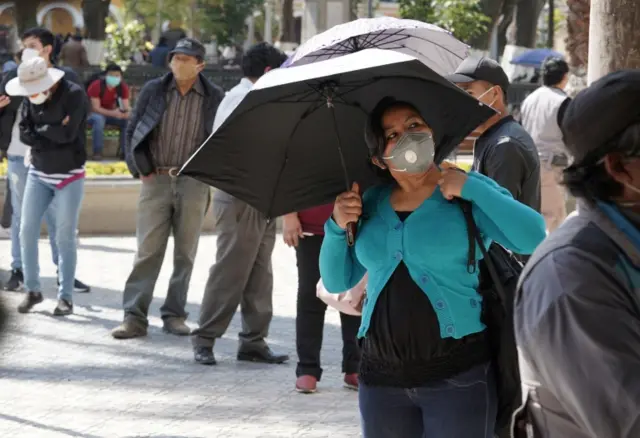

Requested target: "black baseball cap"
[
  {"left": 170, "top": 38, "right": 205, "bottom": 61},
  {"left": 561, "top": 70, "right": 640, "bottom": 165},
  {"left": 446, "top": 57, "right": 510, "bottom": 94}
]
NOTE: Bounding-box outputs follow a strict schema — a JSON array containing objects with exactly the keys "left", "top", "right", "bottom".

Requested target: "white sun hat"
[{"left": 5, "top": 56, "right": 65, "bottom": 97}]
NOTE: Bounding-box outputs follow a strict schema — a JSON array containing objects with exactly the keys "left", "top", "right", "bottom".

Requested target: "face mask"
[
  {"left": 171, "top": 61, "right": 199, "bottom": 81},
  {"left": 28, "top": 91, "right": 49, "bottom": 105},
  {"left": 477, "top": 86, "right": 500, "bottom": 112},
  {"left": 382, "top": 131, "right": 435, "bottom": 173},
  {"left": 21, "top": 48, "right": 40, "bottom": 63},
  {"left": 105, "top": 76, "right": 121, "bottom": 88}
]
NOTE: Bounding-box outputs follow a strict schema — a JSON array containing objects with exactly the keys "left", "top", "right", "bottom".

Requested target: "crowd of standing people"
[{"left": 1, "top": 20, "right": 639, "bottom": 438}]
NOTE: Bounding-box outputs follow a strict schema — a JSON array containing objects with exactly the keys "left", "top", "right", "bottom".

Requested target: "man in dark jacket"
[
  {"left": 514, "top": 70, "right": 640, "bottom": 438},
  {"left": 0, "top": 28, "right": 90, "bottom": 294},
  {"left": 448, "top": 57, "right": 541, "bottom": 213},
  {"left": 112, "top": 38, "right": 224, "bottom": 339},
  {"left": 5, "top": 56, "right": 88, "bottom": 316}
]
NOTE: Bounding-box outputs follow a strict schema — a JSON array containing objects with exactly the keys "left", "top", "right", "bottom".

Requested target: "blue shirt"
[{"left": 320, "top": 171, "right": 546, "bottom": 339}]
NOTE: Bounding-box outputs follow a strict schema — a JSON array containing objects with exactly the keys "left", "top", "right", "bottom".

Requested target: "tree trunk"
[
  {"left": 513, "top": 0, "right": 545, "bottom": 47},
  {"left": 83, "top": 0, "right": 111, "bottom": 65},
  {"left": 14, "top": 0, "right": 39, "bottom": 35},
  {"left": 281, "top": 0, "right": 296, "bottom": 42},
  {"left": 588, "top": 0, "right": 640, "bottom": 83},
  {"left": 565, "top": 0, "right": 589, "bottom": 69}
]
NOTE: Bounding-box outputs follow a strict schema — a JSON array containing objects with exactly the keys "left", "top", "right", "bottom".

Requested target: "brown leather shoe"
[
  {"left": 295, "top": 375, "right": 318, "bottom": 394},
  {"left": 111, "top": 320, "right": 147, "bottom": 339},
  {"left": 344, "top": 373, "right": 359, "bottom": 391},
  {"left": 162, "top": 317, "right": 191, "bottom": 336}
]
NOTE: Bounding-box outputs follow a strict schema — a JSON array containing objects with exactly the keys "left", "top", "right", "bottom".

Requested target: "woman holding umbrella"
[{"left": 320, "top": 97, "right": 546, "bottom": 437}]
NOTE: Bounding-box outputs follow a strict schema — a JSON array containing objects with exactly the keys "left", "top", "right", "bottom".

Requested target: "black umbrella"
[{"left": 180, "top": 49, "right": 494, "bottom": 237}]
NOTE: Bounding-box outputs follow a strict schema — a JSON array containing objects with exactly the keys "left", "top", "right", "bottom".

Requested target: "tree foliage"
[
  {"left": 197, "top": 0, "right": 263, "bottom": 45},
  {"left": 13, "top": 0, "right": 39, "bottom": 35},
  {"left": 398, "top": 0, "right": 490, "bottom": 44}
]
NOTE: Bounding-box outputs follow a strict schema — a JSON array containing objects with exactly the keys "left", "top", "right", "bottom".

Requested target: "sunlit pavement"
[{"left": 0, "top": 235, "right": 360, "bottom": 438}]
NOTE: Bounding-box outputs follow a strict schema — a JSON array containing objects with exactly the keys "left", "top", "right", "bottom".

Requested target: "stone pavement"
[{"left": 0, "top": 235, "right": 361, "bottom": 438}]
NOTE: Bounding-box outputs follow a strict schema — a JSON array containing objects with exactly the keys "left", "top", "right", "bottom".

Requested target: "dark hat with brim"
[
  {"left": 561, "top": 70, "right": 640, "bottom": 165},
  {"left": 446, "top": 56, "right": 510, "bottom": 93},
  {"left": 169, "top": 38, "right": 206, "bottom": 61}
]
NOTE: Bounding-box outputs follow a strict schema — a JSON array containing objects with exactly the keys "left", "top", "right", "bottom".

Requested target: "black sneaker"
[
  {"left": 4, "top": 269, "right": 24, "bottom": 291},
  {"left": 194, "top": 347, "right": 217, "bottom": 365},
  {"left": 17, "top": 291, "right": 44, "bottom": 314},
  {"left": 53, "top": 299, "right": 73, "bottom": 316},
  {"left": 57, "top": 275, "right": 91, "bottom": 293}
]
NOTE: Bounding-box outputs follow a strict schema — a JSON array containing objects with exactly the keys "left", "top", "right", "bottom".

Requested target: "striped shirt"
[
  {"left": 150, "top": 78, "right": 206, "bottom": 168},
  {"left": 29, "top": 166, "right": 85, "bottom": 189}
]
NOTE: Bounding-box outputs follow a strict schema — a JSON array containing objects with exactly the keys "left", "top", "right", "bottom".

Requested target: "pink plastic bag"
[{"left": 316, "top": 274, "right": 367, "bottom": 316}]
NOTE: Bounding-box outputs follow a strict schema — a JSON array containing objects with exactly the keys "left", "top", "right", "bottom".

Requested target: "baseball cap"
[
  {"left": 447, "top": 57, "right": 510, "bottom": 94},
  {"left": 561, "top": 70, "right": 640, "bottom": 165},
  {"left": 170, "top": 38, "right": 205, "bottom": 61}
]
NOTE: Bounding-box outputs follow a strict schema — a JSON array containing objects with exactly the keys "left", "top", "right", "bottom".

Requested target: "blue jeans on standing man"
[
  {"left": 358, "top": 362, "right": 498, "bottom": 438},
  {"left": 88, "top": 113, "right": 128, "bottom": 156},
  {"left": 20, "top": 173, "right": 84, "bottom": 301},
  {"left": 7, "top": 155, "right": 58, "bottom": 270}
]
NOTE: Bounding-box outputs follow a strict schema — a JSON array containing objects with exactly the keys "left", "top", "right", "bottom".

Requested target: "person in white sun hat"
[{"left": 5, "top": 56, "right": 88, "bottom": 317}]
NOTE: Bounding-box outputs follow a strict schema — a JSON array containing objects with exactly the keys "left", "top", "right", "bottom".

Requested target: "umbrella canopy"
[
  {"left": 510, "top": 48, "right": 564, "bottom": 68},
  {"left": 180, "top": 49, "right": 495, "bottom": 219},
  {"left": 287, "top": 17, "right": 469, "bottom": 76}
]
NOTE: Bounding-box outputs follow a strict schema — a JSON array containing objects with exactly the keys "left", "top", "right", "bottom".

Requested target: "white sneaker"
[{"left": 0, "top": 227, "right": 10, "bottom": 239}]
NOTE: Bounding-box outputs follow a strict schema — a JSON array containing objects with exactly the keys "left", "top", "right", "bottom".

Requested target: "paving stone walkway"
[{"left": 0, "top": 235, "right": 361, "bottom": 438}]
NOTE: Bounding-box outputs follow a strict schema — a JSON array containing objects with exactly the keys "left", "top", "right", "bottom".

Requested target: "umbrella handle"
[{"left": 346, "top": 222, "right": 357, "bottom": 247}]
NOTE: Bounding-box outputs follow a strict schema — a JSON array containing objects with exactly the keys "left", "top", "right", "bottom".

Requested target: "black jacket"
[
  {"left": 0, "top": 66, "right": 81, "bottom": 153},
  {"left": 20, "top": 79, "right": 88, "bottom": 174},
  {"left": 125, "top": 72, "right": 224, "bottom": 178}
]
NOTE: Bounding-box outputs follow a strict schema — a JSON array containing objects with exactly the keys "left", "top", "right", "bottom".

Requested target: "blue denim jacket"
[{"left": 319, "top": 171, "right": 546, "bottom": 339}]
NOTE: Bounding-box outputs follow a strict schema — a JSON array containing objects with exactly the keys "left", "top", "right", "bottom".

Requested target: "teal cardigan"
[{"left": 319, "top": 171, "right": 546, "bottom": 339}]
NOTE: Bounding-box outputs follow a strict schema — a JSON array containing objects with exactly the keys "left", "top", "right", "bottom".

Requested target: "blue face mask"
[{"left": 105, "top": 76, "right": 121, "bottom": 88}]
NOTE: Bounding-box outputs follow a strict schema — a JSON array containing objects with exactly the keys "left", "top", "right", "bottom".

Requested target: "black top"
[
  {"left": 359, "top": 211, "right": 489, "bottom": 388},
  {"left": 473, "top": 116, "right": 541, "bottom": 213},
  {"left": 20, "top": 79, "right": 88, "bottom": 174}
]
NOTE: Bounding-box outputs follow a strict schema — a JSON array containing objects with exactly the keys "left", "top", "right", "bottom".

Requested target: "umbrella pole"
[{"left": 327, "top": 101, "right": 357, "bottom": 247}]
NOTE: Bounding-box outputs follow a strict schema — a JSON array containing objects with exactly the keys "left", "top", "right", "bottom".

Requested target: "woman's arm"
[
  {"left": 19, "top": 104, "right": 38, "bottom": 147},
  {"left": 34, "top": 87, "right": 86, "bottom": 145},
  {"left": 319, "top": 218, "right": 367, "bottom": 293},
  {"left": 461, "top": 171, "right": 546, "bottom": 254}
]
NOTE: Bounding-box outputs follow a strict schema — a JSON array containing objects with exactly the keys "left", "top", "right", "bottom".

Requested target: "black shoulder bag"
[{"left": 458, "top": 199, "right": 524, "bottom": 436}]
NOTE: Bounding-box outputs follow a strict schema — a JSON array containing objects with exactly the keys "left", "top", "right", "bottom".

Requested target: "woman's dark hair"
[
  {"left": 364, "top": 97, "right": 423, "bottom": 183},
  {"left": 542, "top": 57, "right": 569, "bottom": 87},
  {"left": 563, "top": 123, "right": 640, "bottom": 201}
]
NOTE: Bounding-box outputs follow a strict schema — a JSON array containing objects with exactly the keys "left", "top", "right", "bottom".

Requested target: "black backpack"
[{"left": 458, "top": 199, "right": 524, "bottom": 437}]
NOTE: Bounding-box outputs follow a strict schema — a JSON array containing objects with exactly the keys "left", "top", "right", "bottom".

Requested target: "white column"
[{"left": 264, "top": 0, "right": 273, "bottom": 43}]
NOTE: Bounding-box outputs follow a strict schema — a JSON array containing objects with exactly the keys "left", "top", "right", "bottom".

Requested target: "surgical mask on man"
[
  {"left": 21, "top": 48, "right": 40, "bottom": 63},
  {"left": 171, "top": 60, "right": 199, "bottom": 81},
  {"left": 382, "top": 131, "right": 435, "bottom": 173},
  {"left": 105, "top": 76, "right": 121, "bottom": 88},
  {"left": 477, "top": 86, "right": 500, "bottom": 110},
  {"left": 28, "top": 91, "right": 49, "bottom": 105}
]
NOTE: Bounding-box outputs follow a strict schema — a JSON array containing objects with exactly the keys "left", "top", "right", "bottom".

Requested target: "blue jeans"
[
  {"left": 359, "top": 363, "right": 497, "bottom": 438},
  {"left": 7, "top": 155, "right": 58, "bottom": 270},
  {"left": 20, "top": 173, "right": 84, "bottom": 300},
  {"left": 88, "top": 113, "right": 128, "bottom": 155}
]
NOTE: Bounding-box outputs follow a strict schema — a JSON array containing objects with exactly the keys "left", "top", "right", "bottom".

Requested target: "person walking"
[
  {"left": 0, "top": 41, "right": 90, "bottom": 293},
  {"left": 6, "top": 56, "right": 88, "bottom": 316},
  {"left": 59, "top": 34, "right": 89, "bottom": 69},
  {"left": 283, "top": 206, "right": 361, "bottom": 393},
  {"left": 448, "top": 57, "right": 541, "bottom": 212},
  {"left": 520, "top": 57, "right": 571, "bottom": 232},
  {"left": 191, "top": 42, "right": 289, "bottom": 366},
  {"left": 111, "top": 38, "right": 224, "bottom": 339},
  {"left": 514, "top": 70, "right": 640, "bottom": 438}
]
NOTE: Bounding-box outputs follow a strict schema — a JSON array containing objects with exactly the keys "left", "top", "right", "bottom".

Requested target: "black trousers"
[
  {"left": 295, "top": 234, "right": 361, "bottom": 380},
  {"left": 1, "top": 178, "right": 11, "bottom": 229}
]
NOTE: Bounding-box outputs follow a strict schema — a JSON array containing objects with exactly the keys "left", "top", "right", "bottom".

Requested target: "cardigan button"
[
  {"left": 420, "top": 275, "right": 428, "bottom": 284},
  {"left": 394, "top": 251, "right": 403, "bottom": 261},
  {"left": 435, "top": 300, "right": 445, "bottom": 310},
  {"left": 394, "top": 223, "right": 403, "bottom": 231},
  {"left": 445, "top": 324, "right": 455, "bottom": 335},
  {"left": 470, "top": 298, "right": 478, "bottom": 308}
]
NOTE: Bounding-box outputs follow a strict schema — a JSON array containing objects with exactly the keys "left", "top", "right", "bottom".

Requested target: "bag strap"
[{"left": 458, "top": 200, "right": 507, "bottom": 303}]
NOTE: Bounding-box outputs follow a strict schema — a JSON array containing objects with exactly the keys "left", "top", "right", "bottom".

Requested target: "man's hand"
[
  {"left": 0, "top": 95, "right": 11, "bottom": 109},
  {"left": 140, "top": 174, "right": 154, "bottom": 182},
  {"left": 62, "top": 116, "right": 70, "bottom": 126},
  {"left": 438, "top": 169, "right": 469, "bottom": 201},
  {"left": 282, "top": 213, "right": 304, "bottom": 247}
]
